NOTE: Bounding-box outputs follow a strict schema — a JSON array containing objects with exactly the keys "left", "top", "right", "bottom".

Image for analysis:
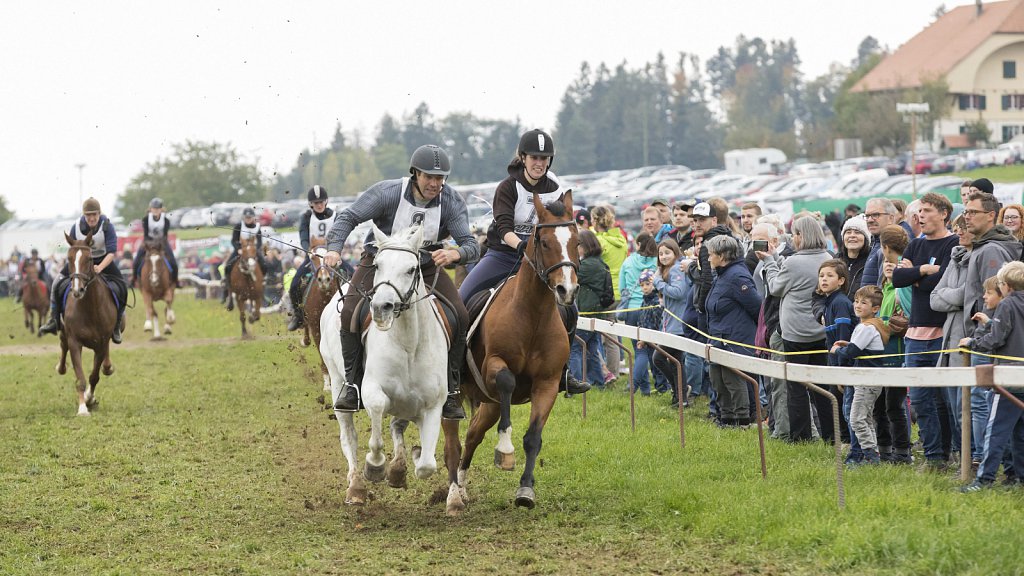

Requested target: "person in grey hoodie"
[
  {"left": 930, "top": 214, "right": 973, "bottom": 369},
  {"left": 759, "top": 214, "right": 834, "bottom": 442}
]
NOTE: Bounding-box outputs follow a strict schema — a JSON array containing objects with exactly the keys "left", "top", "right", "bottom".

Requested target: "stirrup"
[{"left": 333, "top": 384, "right": 361, "bottom": 412}]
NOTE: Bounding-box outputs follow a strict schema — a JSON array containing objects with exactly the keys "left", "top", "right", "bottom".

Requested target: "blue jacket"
[
  {"left": 816, "top": 290, "right": 856, "bottom": 366},
  {"left": 706, "top": 259, "right": 761, "bottom": 356},
  {"left": 860, "top": 235, "right": 882, "bottom": 289},
  {"left": 653, "top": 266, "right": 690, "bottom": 335},
  {"left": 681, "top": 288, "right": 704, "bottom": 342}
]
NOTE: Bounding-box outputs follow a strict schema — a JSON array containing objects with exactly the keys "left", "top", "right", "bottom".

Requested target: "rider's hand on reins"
[
  {"left": 431, "top": 248, "right": 459, "bottom": 267},
  {"left": 324, "top": 250, "right": 341, "bottom": 269}
]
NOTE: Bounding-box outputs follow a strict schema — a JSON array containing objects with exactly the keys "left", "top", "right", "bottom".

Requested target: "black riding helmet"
[
  {"left": 409, "top": 145, "right": 451, "bottom": 177},
  {"left": 518, "top": 129, "right": 555, "bottom": 168},
  {"left": 307, "top": 185, "right": 328, "bottom": 204},
  {"left": 243, "top": 207, "right": 256, "bottom": 218}
]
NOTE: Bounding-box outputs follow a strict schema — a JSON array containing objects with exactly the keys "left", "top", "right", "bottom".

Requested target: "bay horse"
[
  {"left": 21, "top": 263, "right": 48, "bottom": 332},
  {"left": 320, "top": 224, "right": 450, "bottom": 507},
  {"left": 229, "top": 237, "right": 263, "bottom": 339},
  {"left": 302, "top": 237, "right": 340, "bottom": 391},
  {"left": 442, "top": 191, "right": 579, "bottom": 514},
  {"left": 140, "top": 239, "right": 176, "bottom": 339},
  {"left": 58, "top": 232, "right": 118, "bottom": 416}
]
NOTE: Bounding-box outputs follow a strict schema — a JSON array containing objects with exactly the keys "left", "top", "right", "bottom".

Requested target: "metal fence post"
[
  {"left": 605, "top": 338, "right": 636, "bottom": 431},
  {"left": 651, "top": 343, "right": 685, "bottom": 449}
]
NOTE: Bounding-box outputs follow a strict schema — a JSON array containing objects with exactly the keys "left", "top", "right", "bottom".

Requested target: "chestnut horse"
[
  {"left": 140, "top": 239, "right": 176, "bottom": 339},
  {"left": 58, "top": 233, "right": 119, "bottom": 416},
  {"left": 229, "top": 237, "right": 263, "bottom": 339},
  {"left": 302, "top": 237, "right": 340, "bottom": 391},
  {"left": 442, "top": 191, "right": 579, "bottom": 514},
  {"left": 21, "top": 263, "right": 48, "bottom": 332}
]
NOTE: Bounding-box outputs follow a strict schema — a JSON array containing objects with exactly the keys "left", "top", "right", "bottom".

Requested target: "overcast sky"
[{"left": 1, "top": 0, "right": 968, "bottom": 219}]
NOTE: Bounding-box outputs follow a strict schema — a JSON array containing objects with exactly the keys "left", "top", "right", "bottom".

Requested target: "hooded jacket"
[
  {"left": 577, "top": 255, "right": 612, "bottom": 314},
  {"left": 930, "top": 244, "right": 970, "bottom": 367},
  {"left": 840, "top": 247, "right": 869, "bottom": 299},
  {"left": 965, "top": 225, "right": 1022, "bottom": 331},
  {"left": 595, "top": 228, "right": 628, "bottom": 300},
  {"left": 653, "top": 265, "right": 690, "bottom": 335},
  {"left": 967, "top": 291, "right": 1024, "bottom": 374},
  {"left": 763, "top": 247, "right": 832, "bottom": 343}
]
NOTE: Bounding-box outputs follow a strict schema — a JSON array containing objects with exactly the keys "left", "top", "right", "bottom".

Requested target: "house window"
[
  {"left": 1005, "top": 60, "right": 1017, "bottom": 79},
  {"left": 958, "top": 94, "right": 987, "bottom": 110},
  {"left": 1002, "top": 94, "right": 1024, "bottom": 110},
  {"left": 1004, "top": 125, "right": 1023, "bottom": 141}
]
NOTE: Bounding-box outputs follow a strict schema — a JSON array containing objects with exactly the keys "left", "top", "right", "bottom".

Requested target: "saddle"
[
  {"left": 346, "top": 293, "right": 456, "bottom": 350},
  {"left": 59, "top": 275, "right": 128, "bottom": 315},
  {"left": 465, "top": 277, "right": 511, "bottom": 342}
]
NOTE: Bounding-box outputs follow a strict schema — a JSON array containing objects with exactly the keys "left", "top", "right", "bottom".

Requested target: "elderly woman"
[
  {"left": 759, "top": 215, "right": 834, "bottom": 442},
  {"left": 705, "top": 235, "right": 762, "bottom": 427}
]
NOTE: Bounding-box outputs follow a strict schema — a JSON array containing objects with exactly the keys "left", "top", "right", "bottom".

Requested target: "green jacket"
[
  {"left": 595, "top": 227, "right": 628, "bottom": 300},
  {"left": 577, "top": 256, "right": 611, "bottom": 313}
]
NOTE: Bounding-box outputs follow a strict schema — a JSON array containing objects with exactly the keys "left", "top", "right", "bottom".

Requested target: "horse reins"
[{"left": 527, "top": 220, "right": 580, "bottom": 287}]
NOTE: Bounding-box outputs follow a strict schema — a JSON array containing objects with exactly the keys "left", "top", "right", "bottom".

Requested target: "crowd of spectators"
[{"left": 563, "top": 177, "right": 1024, "bottom": 491}]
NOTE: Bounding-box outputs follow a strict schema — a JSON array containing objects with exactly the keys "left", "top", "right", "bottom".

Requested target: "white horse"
[{"left": 320, "top": 224, "right": 452, "bottom": 507}]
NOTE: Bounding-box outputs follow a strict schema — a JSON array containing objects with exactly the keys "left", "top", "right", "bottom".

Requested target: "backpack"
[{"left": 598, "top": 264, "right": 615, "bottom": 309}]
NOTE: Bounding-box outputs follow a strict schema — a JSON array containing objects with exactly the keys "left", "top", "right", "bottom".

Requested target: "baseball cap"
[
  {"left": 691, "top": 202, "right": 712, "bottom": 218},
  {"left": 639, "top": 269, "right": 656, "bottom": 284},
  {"left": 650, "top": 198, "right": 670, "bottom": 207},
  {"left": 675, "top": 198, "right": 696, "bottom": 209}
]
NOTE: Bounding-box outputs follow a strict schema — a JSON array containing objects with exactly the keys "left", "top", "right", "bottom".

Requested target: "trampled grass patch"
[{"left": 2, "top": 296, "right": 1023, "bottom": 574}]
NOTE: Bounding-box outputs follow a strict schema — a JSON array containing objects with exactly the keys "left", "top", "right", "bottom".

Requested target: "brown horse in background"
[
  {"left": 59, "top": 232, "right": 118, "bottom": 416},
  {"left": 140, "top": 239, "right": 176, "bottom": 340},
  {"left": 21, "top": 263, "right": 48, "bottom": 332},
  {"left": 442, "top": 191, "right": 580, "bottom": 515},
  {"left": 302, "top": 237, "right": 340, "bottom": 391},
  {"left": 229, "top": 237, "right": 264, "bottom": 339}
]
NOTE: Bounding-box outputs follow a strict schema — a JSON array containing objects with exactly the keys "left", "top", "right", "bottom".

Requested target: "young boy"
[
  {"left": 817, "top": 260, "right": 856, "bottom": 457},
  {"left": 959, "top": 261, "right": 1024, "bottom": 491},
  {"left": 634, "top": 269, "right": 664, "bottom": 396},
  {"left": 963, "top": 276, "right": 1003, "bottom": 469},
  {"left": 831, "top": 285, "right": 891, "bottom": 465}
]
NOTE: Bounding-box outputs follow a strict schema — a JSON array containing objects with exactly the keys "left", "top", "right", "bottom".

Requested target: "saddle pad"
[{"left": 465, "top": 276, "right": 512, "bottom": 342}]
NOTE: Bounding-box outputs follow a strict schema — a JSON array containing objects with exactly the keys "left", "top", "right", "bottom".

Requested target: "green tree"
[
  {"left": 669, "top": 53, "right": 724, "bottom": 169},
  {"left": 118, "top": 140, "right": 267, "bottom": 217},
  {"left": 963, "top": 119, "right": 992, "bottom": 146},
  {"left": 0, "top": 195, "right": 13, "bottom": 225}
]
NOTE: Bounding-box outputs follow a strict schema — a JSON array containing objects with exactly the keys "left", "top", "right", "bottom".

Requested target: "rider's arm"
[
  {"left": 299, "top": 210, "right": 311, "bottom": 251},
  {"left": 491, "top": 180, "right": 518, "bottom": 248},
  {"left": 141, "top": 216, "right": 150, "bottom": 239},
  {"left": 103, "top": 218, "right": 118, "bottom": 257},
  {"left": 231, "top": 225, "right": 242, "bottom": 250},
  {"left": 326, "top": 180, "right": 398, "bottom": 254},
  {"left": 442, "top": 190, "right": 480, "bottom": 264}
]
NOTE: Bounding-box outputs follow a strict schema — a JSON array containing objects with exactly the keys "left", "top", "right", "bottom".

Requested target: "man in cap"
[
  {"left": 323, "top": 145, "right": 479, "bottom": 420},
  {"left": 286, "top": 185, "right": 337, "bottom": 331},
  {"left": 39, "top": 198, "right": 128, "bottom": 343}
]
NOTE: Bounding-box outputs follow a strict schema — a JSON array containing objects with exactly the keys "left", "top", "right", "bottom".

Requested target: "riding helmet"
[
  {"left": 518, "top": 129, "right": 555, "bottom": 159},
  {"left": 82, "top": 197, "right": 101, "bottom": 214},
  {"left": 149, "top": 197, "right": 164, "bottom": 209},
  {"left": 409, "top": 145, "right": 451, "bottom": 177},
  {"left": 243, "top": 207, "right": 256, "bottom": 218},
  {"left": 307, "top": 185, "right": 328, "bottom": 203}
]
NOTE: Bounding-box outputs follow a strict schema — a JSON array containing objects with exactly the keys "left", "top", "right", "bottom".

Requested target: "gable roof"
[{"left": 852, "top": 0, "right": 1024, "bottom": 92}]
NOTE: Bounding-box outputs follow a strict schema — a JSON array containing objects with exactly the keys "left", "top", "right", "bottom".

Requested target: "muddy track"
[{"left": 0, "top": 334, "right": 292, "bottom": 357}]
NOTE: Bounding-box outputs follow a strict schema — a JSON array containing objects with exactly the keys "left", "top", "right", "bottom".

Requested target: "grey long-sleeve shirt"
[{"left": 326, "top": 178, "right": 480, "bottom": 264}]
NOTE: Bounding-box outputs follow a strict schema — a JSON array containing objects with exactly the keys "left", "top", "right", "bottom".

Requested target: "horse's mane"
[
  {"left": 374, "top": 227, "right": 419, "bottom": 251},
  {"left": 544, "top": 201, "right": 566, "bottom": 218}
]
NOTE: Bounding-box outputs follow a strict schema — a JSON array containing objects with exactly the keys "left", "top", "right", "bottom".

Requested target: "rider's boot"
[
  {"left": 112, "top": 312, "right": 125, "bottom": 344},
  {"left": 559, "top": 304, "right": 591, "bottom": 395},
  {"left": 334, "top": 329, "right": 365, "bottom": 412},
  {"left": 443, "top": 330, "right": 468, "bottom": 420},
  {"left": 38, "top": 305, "right": 60, "bottom": 337},
  {"left": 223, "top": 278, "right": 234, "bottom": 311},
  {"left": 287, "top": 306, "right": 304, "bottom": 332}
]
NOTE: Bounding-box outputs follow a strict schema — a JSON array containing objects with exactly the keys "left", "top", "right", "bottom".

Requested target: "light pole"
[
  {"left": 75, "top": 163, "right": 86, "bottom": 206},
  {"left": 896, "top": 102, "right": 930, "bottom": 199}
]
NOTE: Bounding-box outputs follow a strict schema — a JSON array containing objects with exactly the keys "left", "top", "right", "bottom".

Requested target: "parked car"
[
  {"left": 906, "top": 154, "right": 939, "bottom": 175},
  {"left": 929, "top": 155, "right": 964, "bottom": 174}
]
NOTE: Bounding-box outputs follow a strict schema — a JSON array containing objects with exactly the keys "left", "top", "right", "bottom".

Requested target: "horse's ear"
[
  {"left": 84, "top": 232, "right": 94, "bottom": 247},
  {"left": 371, "top": 223, "right": 388, "bottom": 243},
  {"left": 562, "top": 189, "right": 574, "bottom": 216},
  {"left": 408, "top": 224, "right": 424, "bottom": 248},
  {"left": 64, "top": 232, "right": 73, "bottom": 246},
  {"left": 531, "top": 191, "right": 547, "bottom": 218}
]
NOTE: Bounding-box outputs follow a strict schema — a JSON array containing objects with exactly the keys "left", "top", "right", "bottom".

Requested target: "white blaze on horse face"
[
  {"left": 149, "top": 255, "right": 159, "bottom": 283},
  {"left": 553, "top": 226, "right": 578, "bottom": 296},
  {"left": 71, "top": 252, "right": 83, "bottom": 292}
]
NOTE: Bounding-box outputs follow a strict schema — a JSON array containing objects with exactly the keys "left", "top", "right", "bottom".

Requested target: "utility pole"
[
  {"left": 75, "top": 163, "right": 86, "bottom": 206},
  {"left": 896, "top": 102, "right": 930, "bottom": 199}
]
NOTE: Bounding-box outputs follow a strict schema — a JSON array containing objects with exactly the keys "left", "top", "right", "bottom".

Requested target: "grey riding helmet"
[
  {"left": 149, "top": 197, "right": 164, "bottom": 209},
  {"left": 409, "top": 145, "right": 451, "bottom": 176}
]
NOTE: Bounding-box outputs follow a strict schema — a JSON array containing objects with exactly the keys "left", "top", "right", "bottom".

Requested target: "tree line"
[{"left": 107, "top": 32, "right": 955, "bottom": 219}]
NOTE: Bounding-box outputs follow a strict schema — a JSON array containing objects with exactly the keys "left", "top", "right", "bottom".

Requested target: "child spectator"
[
  {"left": 962, "top": 276, "right": 1003, "bottom": 470},
  {"left": 959, "top": 261, "right": 1024, "bottom": 491},
  {"left": 634, "top": 269, "right": 664, "bottom": 396},
  {"left": 816, "top": 259, "right": 855, "bottom": 450},
  {"left": 831, "top": 286, "right": 890, "bottom": 466},
  {"left": 651, "top": 238, "right": 692, "bottom": 408}
]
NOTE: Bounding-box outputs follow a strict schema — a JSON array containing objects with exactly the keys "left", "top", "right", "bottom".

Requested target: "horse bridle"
[
  {"left": 67, "top": 248, "right": 100, "bottom": 293},
  {"left": 527, "top": 220, "right": 580, "bottom": 286},
  {"left": 369, "top": 245, "right": 424, "bottom": 317}
]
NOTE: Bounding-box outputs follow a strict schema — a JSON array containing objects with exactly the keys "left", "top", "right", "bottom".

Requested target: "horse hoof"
[
  {"left": 345, "top": 487, "right": 367, "bottom": 505},
  {"left": 86, "top": 397, "right": 99, "bottom": 409},
  {"left": 56, "top": 363, "right": 66, "bottom": 375},
  {"left": 300, "top": 337, "right": 310, "bottom": 347},
  {"left": 386, "top": 463, "right": 408, "bottom": 489},
  {"left": 103, "top": 365, "right": 114, "bottom": 376},
  {"left": 494, "top": 449, "right": 515, "bottom": 471},
  {"left": 514, "top": 487, "right": 536, "bottom": 509},
  {"left": 163, "top": 326, "right": 172, "bottom": 335},
  {"left": 364, "top": 461, "right": 386, "bottom": 483},
  {"left": 143, "top": 320, "right": 153, "bottom": 331},
  {"left": 77, "top": 405, "right": 90, "bottom": 417}
]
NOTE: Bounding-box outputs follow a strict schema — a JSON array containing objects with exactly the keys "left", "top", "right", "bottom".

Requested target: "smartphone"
[{"left": 752, "top": 240, "right": 769, "bottom": 252}]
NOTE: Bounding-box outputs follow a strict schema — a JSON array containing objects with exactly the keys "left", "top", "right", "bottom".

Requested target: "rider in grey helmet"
[
  {"left": 322, "top": 144, "right": 479, "bottom": 420},
  {"left": 132, "top": 197, "right": 178, "bottom": 288},
  {"left": 222, "top": 206, "right": 266, "bottom": 309}
]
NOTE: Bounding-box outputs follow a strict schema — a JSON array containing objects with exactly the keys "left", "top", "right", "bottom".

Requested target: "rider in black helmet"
[
  {"left": 322, "top": 145, "right": 479, "bottom": 420},
  {"left": 222, "top": 207, "right": 266, "bottom": 310},
  {"left": 286, "top": 185, "right": 337, "bottom": 331}
]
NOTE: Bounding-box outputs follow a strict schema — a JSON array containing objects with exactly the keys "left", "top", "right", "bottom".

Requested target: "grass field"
[
  {"left": 952, "top": 163, "right": 1024, "bottom": 183},
  {"left": 2, "top": 297, "right": 1024, "bottom": 575}
]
